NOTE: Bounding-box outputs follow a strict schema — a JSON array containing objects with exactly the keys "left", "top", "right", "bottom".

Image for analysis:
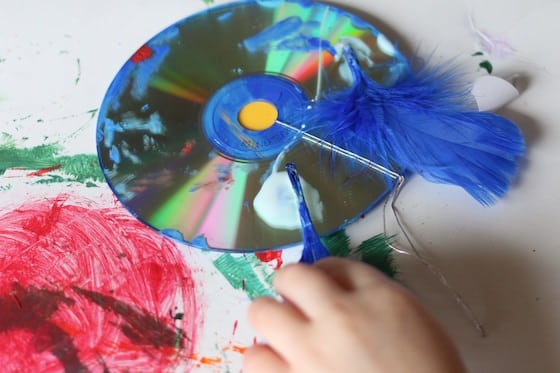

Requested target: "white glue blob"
[
  {"left": 334, "top": 37, "right": 375, "bottom": 85},
  {"left": 376, "top": 33, "right": 396, "bottom": 57},
  {"left": 471, "top": 75, "right": 519, "bottom": 112},
  {"left": 253, "top": 171, "right": 324, "bottom": 230}
]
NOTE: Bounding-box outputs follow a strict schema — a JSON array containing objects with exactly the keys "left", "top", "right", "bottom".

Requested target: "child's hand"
[{"left": 244, "top": 257, "right": 465, "bottom": 373}]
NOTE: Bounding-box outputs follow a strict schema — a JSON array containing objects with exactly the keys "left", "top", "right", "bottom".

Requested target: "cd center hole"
[{"left": 238, "top": 100, "right": 278, "bottom": 131}]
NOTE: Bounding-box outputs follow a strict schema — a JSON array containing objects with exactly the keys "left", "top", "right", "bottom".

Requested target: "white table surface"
[{"left": 1, "top": 0, "right": 559, "bottom": 372}]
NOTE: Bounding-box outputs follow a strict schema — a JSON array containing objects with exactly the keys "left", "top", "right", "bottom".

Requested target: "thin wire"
[
  {"left": 314, "top": 6, "right": 330, "bottom": 101},
  {"left": 383, "top": 176, "right": 487, "bottom": 337},
  {"left": 275, "top": 119, "right": 400, "bottom": 180}
]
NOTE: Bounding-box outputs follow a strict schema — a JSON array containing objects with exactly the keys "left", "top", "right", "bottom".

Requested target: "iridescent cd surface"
[{"left": 97, "top": 0, "right": 408, "bottom": 251}]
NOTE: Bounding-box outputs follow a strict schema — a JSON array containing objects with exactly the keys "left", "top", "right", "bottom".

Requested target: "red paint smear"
[
  {"left": 181, "top": 140, "right": 196, "bottom": 155},
  {"left": 131, "top": 44, "right": 153, "bottom": 63},
  {"left": 0, "top": 197, "right": 201, "bottom": 372},
  {"left": 26, "top": 165, "right": 62, "bottom": 177},
  {"left": 229, "top": 345, "right": 247, "bottom": 354},
  {"left": 200, "top": 356, "right": 222, "bottom": 365},
  {"left": 232, "top": 320, "right": 239, "bottom": 337},
  {"left": 255, "top": 250, "right": 283, "bottom": 270}
]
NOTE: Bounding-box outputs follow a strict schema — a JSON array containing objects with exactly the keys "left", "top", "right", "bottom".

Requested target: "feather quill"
[
  {"left": 306, "top": 45, "right": 525, "bottom": 205},
  {"left": 285, "top": 162, "right": 331, "bottom": 264}
]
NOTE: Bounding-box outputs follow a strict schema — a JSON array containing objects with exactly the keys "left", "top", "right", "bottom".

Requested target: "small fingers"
[
  {"left": 243, "top": 344, "right": 288, "bottom": 373},
  {"left": 273, "top": 263, "right": 344, "bottom": 318},
  {"left": 248, "top": 296, "right": 307, "bottom": 355},
  {"left": 314, "top": 257, "right": 392, "bottom": 291}
]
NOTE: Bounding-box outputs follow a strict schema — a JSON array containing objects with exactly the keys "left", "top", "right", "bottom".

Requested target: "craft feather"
[
  {"left": 285, "top": 162, "right": 331, "bottom": 264},
  {"left": 306, "top": 44, "right": 525, "bottom": 205}
]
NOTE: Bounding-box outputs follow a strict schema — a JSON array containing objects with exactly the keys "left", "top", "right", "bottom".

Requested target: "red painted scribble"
[
  {"left": 193, "top": 344, "right": 248, "bottom": 369},
  {"left": 200, "top": 356, "right": 222, "bottom": 365},
  {"left": 229, "top": 345, "right": 247, "bottom": 354},
  {"left": 181, "top": 140, "right": 196, "bottom": 155},
  {"left": 26, "top": 164, "right": 62, "bottom": 177},
  {"left": 255, "top": 250, "right": 284, "bottom": 270},
  {"left": 232, "top": 320, "right": 239, "bottom": 337},
  {"left": 131, "top": 44, "right": 153, "bottom": 63},
  {"left": 0, "top": 197, "right": 201, "bottom": 372}
]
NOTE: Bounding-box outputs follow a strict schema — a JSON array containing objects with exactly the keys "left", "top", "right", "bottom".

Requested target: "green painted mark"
[
  {"left": 36, "top": 175, "right": 65, "bottom": 184},
  {"left": 213, "top": 231, "right": 396, "bottom": 299},
  {"left": 1, "top": 132, "right": 16, "bottom": 146},
  {"left": 323, "top": 229, "right": 395, "bottom": 277},
  {"left": 86, "top": 108, "right": 98, "bottom": 118},
  {"left": 0, "top": 144, "right": 60, "bottom": 171},
  {"left": 57, "top": 154, "right": 103, "bottom": 183},
  {"left": 0, "top": 143, "right": 103, "bottom": 184},
  {"left": 213, "top": 254, "right": 276, "bottom": 300},
  {"left": 202, "top": 0, "right": 214, "bottom": 4},
  {"left": 75, "top": 58, "right": 81, "bottom": 85},
  {"left": 322, "top": 229, "right": 351, "bottom": 257},
  {"left": 479, "top": 60, "right": 493, "bottom": 74},
  {"left": 355, "top": 234, "right": 396, "bottom": 277},
  {"left": 472, "top": 51, "right": 484, "bottom": 57}
]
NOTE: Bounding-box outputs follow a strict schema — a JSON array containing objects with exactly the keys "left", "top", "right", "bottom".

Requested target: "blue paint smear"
[
  {"left": 153, "top": 26, "right": 179, "bottom": 45},
  {"left": 243, "top": 16, "right": 303, "bottom": 52},
  {"left": 191, "top": 235, "right": 210, "bottom": 250},
  {"left": 276, "top": 36, "right": 336, "bottom": 55},
  {"left": 299, "top": 21, "right": 322, "bottom": 36},
  {"left": 217, "top": 10, "right": 233, "bottom": 22},
  {"left": 161, "top": 228, "right": 185, "bottom": 241},
  {"left": 215, "top": 164, "right": 232, "bottom": 182},
  {"left": 102, "top": 118, "right": 124, "bottom": 148},
  {"left": 121, "top": 112, "right": 165, "bottom": 135},
  {"left": 131, "top": 44, "right": 170, "bottom": 101},
  {"left": 104, "top": 63, "right": 135, "bottom": 112},
  {"left": 109, "top": 145, "right": 121, "bottom": 164},
  {"left": 256, "top": 0, "right": 292, "bottom": 8}
]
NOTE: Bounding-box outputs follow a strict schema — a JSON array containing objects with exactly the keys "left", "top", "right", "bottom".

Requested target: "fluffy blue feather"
[{"left": 306, "top": 45, "right": 525, "bottom": 205}]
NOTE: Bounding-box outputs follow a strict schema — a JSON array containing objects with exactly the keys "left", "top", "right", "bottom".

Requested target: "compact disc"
[{"left": 96, "top": 0, "right": 408, "bottom": 251}]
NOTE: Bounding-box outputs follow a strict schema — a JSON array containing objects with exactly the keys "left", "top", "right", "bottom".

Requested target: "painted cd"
[{"left": 96, "top": 0, "right": 408, "bottom": 251}]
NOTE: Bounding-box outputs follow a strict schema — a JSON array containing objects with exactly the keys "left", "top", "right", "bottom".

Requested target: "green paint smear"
[
  {"left": 355, "top": 234, "right": 396, "bottom": 277},
  {"left": 472, "top": 51, "right": 484, "bottom": 57},
  {"left": 36, "top": 175, "right": 65, "bottom": 184},
  {"left": 213, "top": 254, "right": 276, "bottom": 300},
  {"left": 214, "top": 231, "right": 397, "bottom": 300},
  {"left": 324, "top": 230, "right": 395, "bottom": 277},
  {"left": 479, "top": 60, "right": 493, "bottom": 74},
  {"left": 57, "top": 154, "right": 103, "bottom": 183},
  {"left": 202, "top": 0, "right": 214, "bottom": 4},
  {"left": 322, "top": 229, "right": 351, "bottom": 257},
  {"left": 0, "top": 143, "right": 103, "bottom": 184}
]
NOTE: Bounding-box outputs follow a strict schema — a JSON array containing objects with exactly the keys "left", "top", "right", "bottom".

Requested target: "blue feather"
[
  {"left": 306, "top": 45, "right": 525, "bottom": 205},
  {"left": 285, "top": 163, "right": 331, "bottom": 264}
]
